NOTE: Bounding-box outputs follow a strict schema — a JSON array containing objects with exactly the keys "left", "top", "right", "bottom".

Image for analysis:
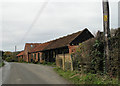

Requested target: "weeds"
[{"left": 54, "top": 67, "right": 119, "bottom": 85}]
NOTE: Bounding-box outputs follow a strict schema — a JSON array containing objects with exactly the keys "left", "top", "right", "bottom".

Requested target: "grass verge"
[
  {"left": 0, "top": 61, "right": 5, "bottom": 67},
  {"left": 41, "top": 62, "right": 56, "bottom": 67},
  {"left": 54, "top": 67, "right": 119, "bottom": 85}
]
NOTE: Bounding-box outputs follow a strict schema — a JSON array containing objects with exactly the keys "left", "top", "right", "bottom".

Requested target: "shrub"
[
  {"left": 5, "top": 57, "right": 13, "bottom": 62},
  {"left": 73, "top": 38, "right": 97, "bottom": 73},
  {"left": 108, "top": 28, "right": 120, "bottom": 77},
  {"left": 54, "top": 67, "right": 119, "bottom": 84},
  {"left": 90, "top": 39, "right": 104, "bottom": 74},
  {"left": 74, "top": 33, "right": 104, "bottom": 74},
  {"left": 2, "top": 61, "right": 5, "bottom": 66}
]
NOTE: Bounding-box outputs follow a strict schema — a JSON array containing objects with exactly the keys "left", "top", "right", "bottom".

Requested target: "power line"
[{"left": 19, "top": 0, "right": 50, "bottom": 44}]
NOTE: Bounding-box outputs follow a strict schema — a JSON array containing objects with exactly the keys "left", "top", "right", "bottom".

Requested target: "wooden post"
[
  {"left": 47, "top": 51, "right": 49, "bottom": 62},
  {"left": 63, "top": 50, "right": 65, "bottom": 70},
  {"left": 71, "top": 54, "right": 73, "bottom": 71},
  {"left": 102, "top": 0, "right": 111, "bottom": 73},
  {"left": 55, "top": 50, "right": 58, "bottom": 66}
]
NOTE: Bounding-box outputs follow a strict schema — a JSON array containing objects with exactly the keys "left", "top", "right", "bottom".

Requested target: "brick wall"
[{"left": 68, "top": 45, "right": 78, "bottom": 54}]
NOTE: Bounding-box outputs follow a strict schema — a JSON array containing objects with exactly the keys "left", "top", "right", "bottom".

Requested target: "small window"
[
  {"left": 31, "top": 45, "right": 33, "bottom": 47},
  {"left": 72, "top": 49, "right": 75, "bottom": 52}
]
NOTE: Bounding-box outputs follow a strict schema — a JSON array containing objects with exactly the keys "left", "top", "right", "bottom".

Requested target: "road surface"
[{"left": 2, "top": 62, "right": 70, "bottom": 84}]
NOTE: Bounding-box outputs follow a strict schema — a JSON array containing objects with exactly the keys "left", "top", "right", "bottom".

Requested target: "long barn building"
[{"left": 17, "top": 28, "right": 94, "bottom": 68}]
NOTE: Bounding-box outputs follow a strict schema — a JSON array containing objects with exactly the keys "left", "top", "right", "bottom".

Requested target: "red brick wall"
[
  {"left": 30, "top": 52, "right": 44, "bottom": 63},
  {"left": 35, "top": 53, "right": 38, "bottom": 62},
  {"left": 39, "top": 52, "right": 44, "bottom": 63},
  {"left": 68, "top": 45, "right": 78, "bottom": 54},
  {"left": 18, "top": 55, "right": 23, "bottom": 62},
  {"left": 28, "top": 53, "right": 32, "bottom": 62}
]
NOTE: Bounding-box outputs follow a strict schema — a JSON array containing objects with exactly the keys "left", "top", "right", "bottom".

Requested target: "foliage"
[
  {"left": 0, "top": 51, "right": 4, "bottom": 59},
  {"left": 5, "top": 57, "right": 13, "bottom": 62},
  {"left": 108, "top": 28, "right": 120, "bottom": 77},
  {"left": 90, "top": 40, "right": 104, "bottom": 74},
  {"left": 2, "top": 51, "right": 20, "bottom": 62},
  {"left": 54, "top": 67, "right": 119, "bottom": 85},
  {"left": 73, "top": 38, "right": 101, "bottom": 73},
  {"left": 3, "top": 51, "right": 12, "bottom": 60},
  {"left": 73, "top": 28, "right": 119, "bottom": 77}
]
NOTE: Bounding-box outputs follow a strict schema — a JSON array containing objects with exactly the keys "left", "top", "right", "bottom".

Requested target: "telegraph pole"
[
  {"left": 15, "top": 46, "right": 17, "bottom": 52},
  {"left": 102, "top": 0, "right": 111, "bottom": 74},
  {"left": 14, "top": 45, "right": 17, "bottom": 61}
]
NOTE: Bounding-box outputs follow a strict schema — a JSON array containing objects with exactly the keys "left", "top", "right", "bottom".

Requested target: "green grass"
[{"left": 54, "top": 67, "right": 119, "bottom": 85}]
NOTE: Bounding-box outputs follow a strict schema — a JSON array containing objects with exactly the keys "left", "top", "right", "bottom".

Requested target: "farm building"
[
  {"left": 16, "top": 51, "right": 24, "bottom": 62},
  {"left": 23, "top": 43, "right": 41, "bottom": 62},
  {"left": 17, "top": 28, "right": 94, "bottom": 69},
  {"left": 28, "top": 42, "right": 51, "bottom": 63}
]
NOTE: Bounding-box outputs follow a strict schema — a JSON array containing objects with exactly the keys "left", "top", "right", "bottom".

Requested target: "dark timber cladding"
[{"left": 42, "top": 28, "right": 94, "bottom": 62}]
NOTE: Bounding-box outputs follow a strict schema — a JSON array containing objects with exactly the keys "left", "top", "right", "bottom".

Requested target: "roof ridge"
[{"left": 43, "top": 30, "right": 82, "bottom": 44}]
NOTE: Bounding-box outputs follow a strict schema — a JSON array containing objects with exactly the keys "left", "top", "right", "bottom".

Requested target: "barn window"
[
  {"left": 31, "top": 45, "right": 33, "bottom": 47},
  {"left": 72, "top": 49, "right": 75, "bottom": 52}
]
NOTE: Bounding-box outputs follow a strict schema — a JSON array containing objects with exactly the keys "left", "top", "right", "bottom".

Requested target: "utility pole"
[
  {"left": 102, "top": 0, "right": 111, "bottom": 73},
  {"left": 14, "top": 45, "right": 17, "bottom": 61},
  {"left": 15, "top": 46, "right": 17, "bottom": 52}
]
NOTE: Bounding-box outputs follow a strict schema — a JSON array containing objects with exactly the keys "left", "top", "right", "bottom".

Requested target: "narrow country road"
[{"left": 2, "top": 62, "right": 70, "bottom": 84}]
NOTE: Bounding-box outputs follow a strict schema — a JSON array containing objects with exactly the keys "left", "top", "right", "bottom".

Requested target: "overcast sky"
[{"left": 0, "top": 0, "right": 119, "bottom": 51}]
